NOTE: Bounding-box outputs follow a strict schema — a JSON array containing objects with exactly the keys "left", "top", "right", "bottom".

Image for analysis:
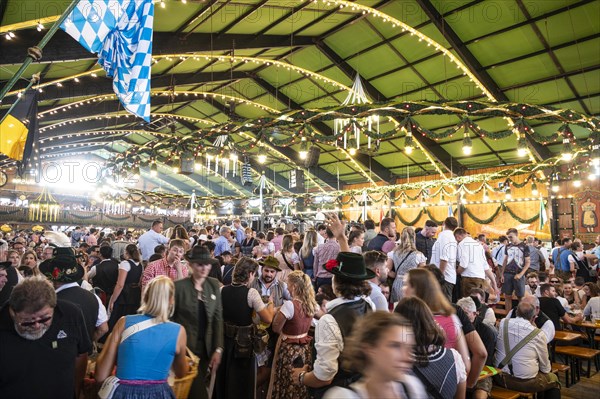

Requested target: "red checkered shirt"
[{"left": 141, "top": 257, "right": 188, "bottom": 290}]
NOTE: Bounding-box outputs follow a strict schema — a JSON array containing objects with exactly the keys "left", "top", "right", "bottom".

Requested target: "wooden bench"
[
  {"left": 494, "top": 307, "right": 508, "bottom": 317},
  {"left": 551, "top": 362, "right": 571, "bottom": 387},
  {"left": 490, "top": 387, "right": 534, "bottom": 399},
  {"left": 555, "top": 346, "right": 600, "bottom": 379}
]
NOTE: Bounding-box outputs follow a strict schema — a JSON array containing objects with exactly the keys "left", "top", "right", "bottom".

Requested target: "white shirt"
[
  {"left": 55, "top": 282, "right": 108, "bottom": 326},
  {"left": 495, "top": 317, "right": 551, "bottom": 379},
  {"left": 314, "top": 297, "right": 376, "bottom": 381},
  {"left": 457, "top": 236, "right": 488, "bottom": 279},
  {"left": 324, "top": 376, "right": 428, "bottom": 399},
  {"left": 583, "top": 297, "right": 600, "bottom": 320},
  {"left": 506, "top": 308, "right": 555, "bottom": 344},
  {"left": 431, "top": 230, "right": 457, "bottom": 284},
  {"left": 368, "top": 281, "right": 389, "bottom": 312}
]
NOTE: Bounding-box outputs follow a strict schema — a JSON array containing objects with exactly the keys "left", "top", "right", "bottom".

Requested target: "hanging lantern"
[
  {"left": 462, "top": 134, "right": 473, "bottom": 155},
  {"left": 559, "top": 124, "right": 574, "bottom": 162},
  {"left": 517, "top": 136, "right": 528, "bottom": 157}
]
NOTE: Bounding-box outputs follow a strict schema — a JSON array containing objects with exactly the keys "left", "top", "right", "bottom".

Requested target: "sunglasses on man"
[{"left": 17, "top": 315, "right": 52, "bottom": 328}]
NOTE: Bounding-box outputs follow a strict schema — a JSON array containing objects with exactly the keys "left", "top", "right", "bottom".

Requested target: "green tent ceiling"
[{"left": 0, "top": 0, "right": 598, "bottom": 196}]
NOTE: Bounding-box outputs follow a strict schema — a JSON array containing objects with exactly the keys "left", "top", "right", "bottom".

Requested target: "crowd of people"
[{"left": 0, "top": 216, "right": 599, "bottom": 399}]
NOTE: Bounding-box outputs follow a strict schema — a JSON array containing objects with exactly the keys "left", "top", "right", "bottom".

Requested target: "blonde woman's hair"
[
  {"left": 394, "top": 226, "right": 417, "bottom": 256},
  {"left": 300, "top": 230, "right": 317, "bottom": 258},
  {"left": 139, "top": 276, "right": 174, "bottom": 322},
  {"left": 287, "top": 270, "right": 318, "bottom": 317}
]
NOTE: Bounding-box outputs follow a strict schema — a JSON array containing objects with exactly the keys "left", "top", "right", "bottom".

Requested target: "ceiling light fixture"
[
  {"left": 404, "top": 132, "right": 414, "bottom": 155},
  {"left": 531, "top": 181, "right": 538, "bottom": 197},
  {"left": 150, "top": 163, "right": 157, "bottom": 176},
  {"left": 517, "top": 136, "right": 528, "bottom": 157},
  {"left": 299, "top": 138, "right": 308, "bottom": 160},
  {"left": 462, "top": 134, "right": 472, "bottom": 155},
  {"left": 347, "top": 138, "right": 357, "bottom": 156}
]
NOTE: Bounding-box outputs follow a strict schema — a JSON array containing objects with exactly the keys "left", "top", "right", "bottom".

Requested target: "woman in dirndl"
[
  {"left": 267, "top": 270, "right": 317, "bottom": 399},
  {"left": 95, "top": 276, "right": 189, "bottom": 398},
  {"left": 107, "top": 244, "right": 142, "bottom": 333}
]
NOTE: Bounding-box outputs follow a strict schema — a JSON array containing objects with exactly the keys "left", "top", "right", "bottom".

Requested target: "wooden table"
[
  {"left": 478, "top": 365, "right": 499, "bottom": 382},
  {"left": 551, "top": 330, "right": 584, "bottom": 362},
  {"left": 555, "top": 330, "right": 584, "bottom": 342},
  {"left": 564, "top": 320, "right": 600, "bottom": 348}
]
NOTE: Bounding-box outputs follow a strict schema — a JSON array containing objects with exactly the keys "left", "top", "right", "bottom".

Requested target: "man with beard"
[
  {"left": 0, "top": 276, "right": 91, "bottom": 398},
  {"left": 364, "top": 250, "right": 390, "bottom": 311},
  {"left": 525, "top": 272, "right": 539, "bottom": 296},
  {"left": 250, "top": 256, "right": 291, "bottom": 307}
]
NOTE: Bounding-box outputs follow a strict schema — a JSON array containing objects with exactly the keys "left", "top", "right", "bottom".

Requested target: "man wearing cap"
[
  {"left": 173, "top": 246, "right": 224, "bottom": 399},
  {"left": 293, "top": 217, "right": 375, "bottom": 398},
  {"left": 40, "top": 247, "right": 109, "bottom": 342},
  {"left": 251, "top": 256, "right": 292, "bottom": 307},
  {"left": 0, "top": 276, "right": 92, "bottom": 398}
]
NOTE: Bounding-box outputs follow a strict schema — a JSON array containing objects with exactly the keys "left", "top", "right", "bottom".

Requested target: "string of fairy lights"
[{"left": 1, "top": 0, "right": 598, "bottom": 204}]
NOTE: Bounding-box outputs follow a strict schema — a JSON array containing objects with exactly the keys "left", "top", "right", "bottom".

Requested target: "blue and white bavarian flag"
[{"left": 61, "top": 0, "right": 154, "bottom": 121}]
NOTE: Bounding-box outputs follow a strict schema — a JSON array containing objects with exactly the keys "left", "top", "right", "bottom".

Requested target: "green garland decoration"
[
  {"left": 396, "top": 209, "right": 424, "bottom": 226},
  {"left": 104, "top": 214, "right": 132, "bottom": 221},
  {"left": 461, "top": 203, "right": 540, "bottom": 225},
  {"left": 461, "top": 204, "right": 503, "bottom": 225},
  {"left": 423, "top": 207, "right": 454, "bottom": 225},
  {"left": 504, "top": 204, "right": 540, "bottom": 224},
  {"left": 69, "top": 212, "right": 99, "bottom": 220},
  {"left": 99, "top": 100, "right": 596, "bottom": 174},
  {"left": 0, "top": 209, "right": 23, "bottom": 215}
]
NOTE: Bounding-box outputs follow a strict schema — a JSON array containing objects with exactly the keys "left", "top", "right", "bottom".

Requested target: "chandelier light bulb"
[
  {"left": 404, "top": 133, "right": 414, "bottom": 155},
  {"left": 531, "top": 182, "right": 538, "bottom": 197},
  {"left": 462, "top": 135, "right": 472, "bottom": 156},
  {"left": 299, "top": 139, "right": 308, "bottom": 160},
  {"left": 258, "top": 154, "right": 267, "bottom": 164},
  {"left": 349, "top": 147, "right": 357, "bottom": 156},
  {"left": 517, "top": 137, "right": 528, "bottom": 157}
]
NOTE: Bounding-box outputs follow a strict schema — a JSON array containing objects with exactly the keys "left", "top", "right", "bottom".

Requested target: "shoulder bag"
[
  {"left": 281, "top": 252, "right": 294, "bottom": 270},
  {"left": 98, "top": 318, "right": 163, "bottom": 399}
]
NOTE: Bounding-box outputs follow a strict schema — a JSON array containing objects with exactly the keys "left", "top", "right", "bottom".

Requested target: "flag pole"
[
  {"left": 0, "top": 0, "right": 80, "bottom": 102},
  {"left": 0, "top": 74, "right": 39, "bottom": 125}
]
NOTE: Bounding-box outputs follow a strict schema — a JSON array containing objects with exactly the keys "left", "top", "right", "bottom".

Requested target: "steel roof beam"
[
  {"left": 0, "top": 31, "right": 315, "bottom": 66},
  {"left": 415, "top": 0, "right": 552, "bottom": 163},
  {"left": 314, "top": 40, "right": 462, "bottom": 176}
]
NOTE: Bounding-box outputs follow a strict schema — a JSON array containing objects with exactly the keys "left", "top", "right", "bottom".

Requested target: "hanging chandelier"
[
  {"left": 334, "top": 74, "right": 379, "bottom": 155},
  {"left": 28, "top": 187, "right": 60, "bottom": 222}
]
